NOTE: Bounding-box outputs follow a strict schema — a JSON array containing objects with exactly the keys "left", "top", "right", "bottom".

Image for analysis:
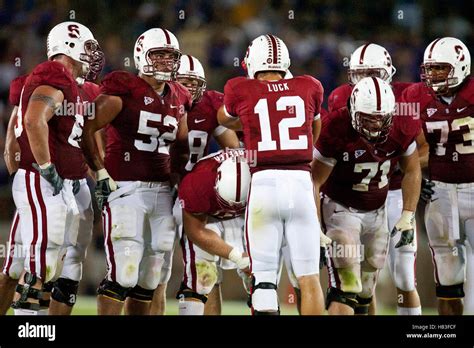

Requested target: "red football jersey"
[
  {"left": 17, "top": 61, "right": 87, "bottom": 179},
  {"left": 224, "top": 75, "right": 323, "bottom": 173},
  {"left": 179, "top": 149, "right": 246, "bottom": 219},
  {"left": 9, "top": 75, "right": 28, "bottom": 106},
  {"left": 100, "top": 71, "right": 192, "bottom": 182},
  {"left": 315, "top": 107, "right": 421, "bottom": 211},
  {"left": 327, "top": 82, "right": 413, "bottom": 190},
  {"left": 185, "top": 90, "right": 225, "bottom": 171},
  {"left": 402, "top": 78, "right": 474, "bottom": 183}
]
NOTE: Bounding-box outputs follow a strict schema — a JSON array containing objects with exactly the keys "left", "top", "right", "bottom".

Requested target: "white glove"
[
  {"left": 97, "top": 168, "right": 118, "bottom": 191},
  {"left": 228, "top": 248, "right": 250, "bottom": 270},
  {"left": 320, "top": 230, "right": 332, "bottom": 247},
  {"left": 391, "top": 210, "right": 415, "bottom": 248}
]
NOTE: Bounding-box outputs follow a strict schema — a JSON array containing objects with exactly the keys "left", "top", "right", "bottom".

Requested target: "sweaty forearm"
[
  {"left": 81, "top": 126, "right": 105, "bottom": 171},
  {"left": 187, "top": 225, "right": 234, "bottom": 260},
  {"left": 4, "top": 114, "right": 20, "bottom": 174},
  {"left": 25, "top": 117, "right": 51, "bottom": 166},
  {"left": 401, "top": 169, "right": 421, "bottom": 212}
]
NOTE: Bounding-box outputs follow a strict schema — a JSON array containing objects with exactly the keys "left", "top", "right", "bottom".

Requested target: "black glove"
[
  {"left": 32, "top": 163, "right": 64, "bottom": 196},
  {"left": 72, "top": 180, "right": 81, "bottom": 196},
  {"left": 420, "top": 179, "right": 435, "bottom": 203},
  {"left": 319, "top": 246, "right": 328, "bottom": 269},
  {"left": 95, "top": 178, "right": 114, "bottom": 211}
]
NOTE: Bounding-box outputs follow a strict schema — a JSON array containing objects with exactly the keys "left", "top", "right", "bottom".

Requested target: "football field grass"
[{"left": 7, "top": 296, "right": 438, "bottom": 315}]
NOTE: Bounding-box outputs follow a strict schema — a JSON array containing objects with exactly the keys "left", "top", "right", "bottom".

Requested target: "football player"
[
  {"left": 152, "top": 54, "right": 240, "bottom": 315},
  {"left": 313, "top": 77, "right": 421, "bottom": 315},
  {"left": 80, "top": 28, "right": 193, "bottom": 315},
  {"left": 218, "top": 34, "right": 325, "bottom": 315},
  {"left": 8, "top": 21, "right": 103, "bottom": 315},
  {"left": 402, "top": 37, "right": 473, "bottom": 315},
  {"left": 176, "top": 149, "right": 250, "bottom": 315},
  {"left": 328, "top": 43, "right": 422, "bottom": 315}
]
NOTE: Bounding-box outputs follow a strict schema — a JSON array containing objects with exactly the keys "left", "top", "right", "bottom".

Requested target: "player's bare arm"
[
  {"left": 312, "top": 118, "right": 322, "bottom": 145},
  {"left": 183, "top": 210, "right": 249, "bottom": 271},
  {"left": 215, "top": 129, "right": 240, "bottom": 149},
  {"left": 390, "top": 149, "right": 421, "bottom": 248},
  {"left": 4, "top": 106, "right": 20, "bottom": 175},
  {"left": 24, "top": 85, "right": 64, "bottom": 166},
  {"left": 217, "top": 105, "right": 242, "bottom": 131},
  {"left": 81, "top": 94, "right": 122, "bottom": 171},
  {"left": 415, "top": 131, "right": 429, "bottom": 168},
  {"left": 311, "top": 158, "right": 334, "bottom": 220}
]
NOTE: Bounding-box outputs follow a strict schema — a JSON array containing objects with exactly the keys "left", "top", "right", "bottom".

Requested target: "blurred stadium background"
[{"left": 0, "top": 0, "right": 473, "bottom": 315}]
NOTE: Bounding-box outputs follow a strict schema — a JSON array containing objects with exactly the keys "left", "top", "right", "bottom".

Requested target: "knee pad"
[
  {"left": 128, "top": 285, "right": 155, "bottom": 302},
  {"left": 326, "top": 229, "right": 359, "bottom": 268},
  {"left": 51, "top": 278, "right": 79, "bottom": 307},
  {"left": 325, "top": 287, "right": 358, "bottom": 310},
  {"left": 363, "top": 236, "right": 389, "bottom": 271},
  {"left": 251, "top": 273, "right": 279, "bottom": 313},
  {"left": 11, "top": 272, "right": 46, "bottom": 311},
  {"left": 138, "top": 253, "right": 165, "bottom": 290},
  {"left": 354, "top": 295, "right": 372, "bottom": 315},
  {"left": 436, "top": 283, "right": 464, "bottom": 300},
  {"left": 159, "top": 250, "right": 173, "bottom": 285},
  {"left": 176, "top": 283, "right": 208, "bottom": 304},
  {"left": 194, "top": 260, "right": 219, "bottom": 295},
  {"left": 392, "top": 250, "right": 417, "bottom": 292},
  {"left": 97, "top": 279, "right": 130, "bottom": 302}
]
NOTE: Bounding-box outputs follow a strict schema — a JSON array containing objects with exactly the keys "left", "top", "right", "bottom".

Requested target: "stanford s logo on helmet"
[
  {"left": 134, "top": 28, "right": 181, "bottom": 82},
  {"left": 47, "top": 21, "right": 105, "bottom": 82},
  {"left": 244, "top": 34, "right": 291, "bottom": 79},
  {"left": 421, "top": 37, "right": 471, "bottom": 95},
  {"left": 350, "top": 77, "right": 396, "bottom": 144}
]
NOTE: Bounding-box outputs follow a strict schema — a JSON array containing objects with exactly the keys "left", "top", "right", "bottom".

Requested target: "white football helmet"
[
  {"left": 243, "top": 34, "right": 291, "bottom": 79},
  {"left": 348, "top": 43, "right": 396, "bottom": 85},
  {"left": 177, "top": 55, "right": 206, "bottom": 102},
  {"left": 134, "top": 28, "right": 181, "bottom": 81},
  {"left": 350, "top": 77, "right": 396, "bottom": 144},
  {"left": 215, "top": 156, "right": 250, "bottom": 214},
  {"left": 421, "top": 37, "right": 471, "bottom": 94},
  {"left": 47, "top": 21, "right": 104, "bottom": 81}
]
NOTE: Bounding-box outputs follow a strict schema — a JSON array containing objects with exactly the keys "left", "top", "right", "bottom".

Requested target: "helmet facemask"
[
  {"left": 177, "top": 75, "right": 206, "bottom": 102},
  {"left": 80, "top": 40, "right": 105, "bottom": 81},
  {"left": 348, "top": 68, "right": 391, "bottom": 85},
  {"left": 144, "top": 48, "right": 181, "bottom": 81},
  {"left": 420, "top": 62, "right": 456, "bottom": 95},
  {"left": 353, "top": 111, "right": 393, "bottom": 144}
]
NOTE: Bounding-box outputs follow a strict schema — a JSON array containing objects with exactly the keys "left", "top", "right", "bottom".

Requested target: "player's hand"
[
  {"left": 32, "top": 162, "right": 64, "bottom": 196},
  {"left": 95, "top": 168, "right": 117, "bottom": 210},
  {"left": 229, "top": 248, "right": 250, "bottom": 274},
  {"left": 391, "top": 210, "right": 415, "bottom": 248},
  {"left": 420, "top": 179, "right": 435, "bottom": 203}
]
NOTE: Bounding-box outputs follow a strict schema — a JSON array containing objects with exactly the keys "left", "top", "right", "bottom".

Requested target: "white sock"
[
  {"left": 14, "top": 309, "right": 40, "bottom": 316},
  {"left": 397, "top": 306, "right": 422, "bottom": 315},
  {"left": 179, "top": 300, "right": 205, "bottom": 315}
]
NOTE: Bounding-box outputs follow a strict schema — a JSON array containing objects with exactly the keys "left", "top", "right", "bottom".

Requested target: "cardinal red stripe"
[
  {"left": 235, "top": 161, "right": 241, "bottom": 202},
  {"left": 268, "top": 35, "right": 278, "bottom": 64},
  {"left": 3, "top": 211, "right": 20, "bottom": 275},
  {"left": 372, "top": 77, "right": 381, "bottom": 111},
  {"left": 187, "top": 55, "right": 194, "bottom": 71},
  {"left": 25, "top": 172, "right": 39, "bottom": 276},
  {"left": 428, "top": 38, "right": 442, "bottom": 59},
  {"left": 359, "top": 43, "right": 371, "bottom": 64},
  {"left": 162, "top": 29, "right": 171, "bottom": 45},
  {"left": 34, "top": 173, "right": 48, "bottom": 280}
]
